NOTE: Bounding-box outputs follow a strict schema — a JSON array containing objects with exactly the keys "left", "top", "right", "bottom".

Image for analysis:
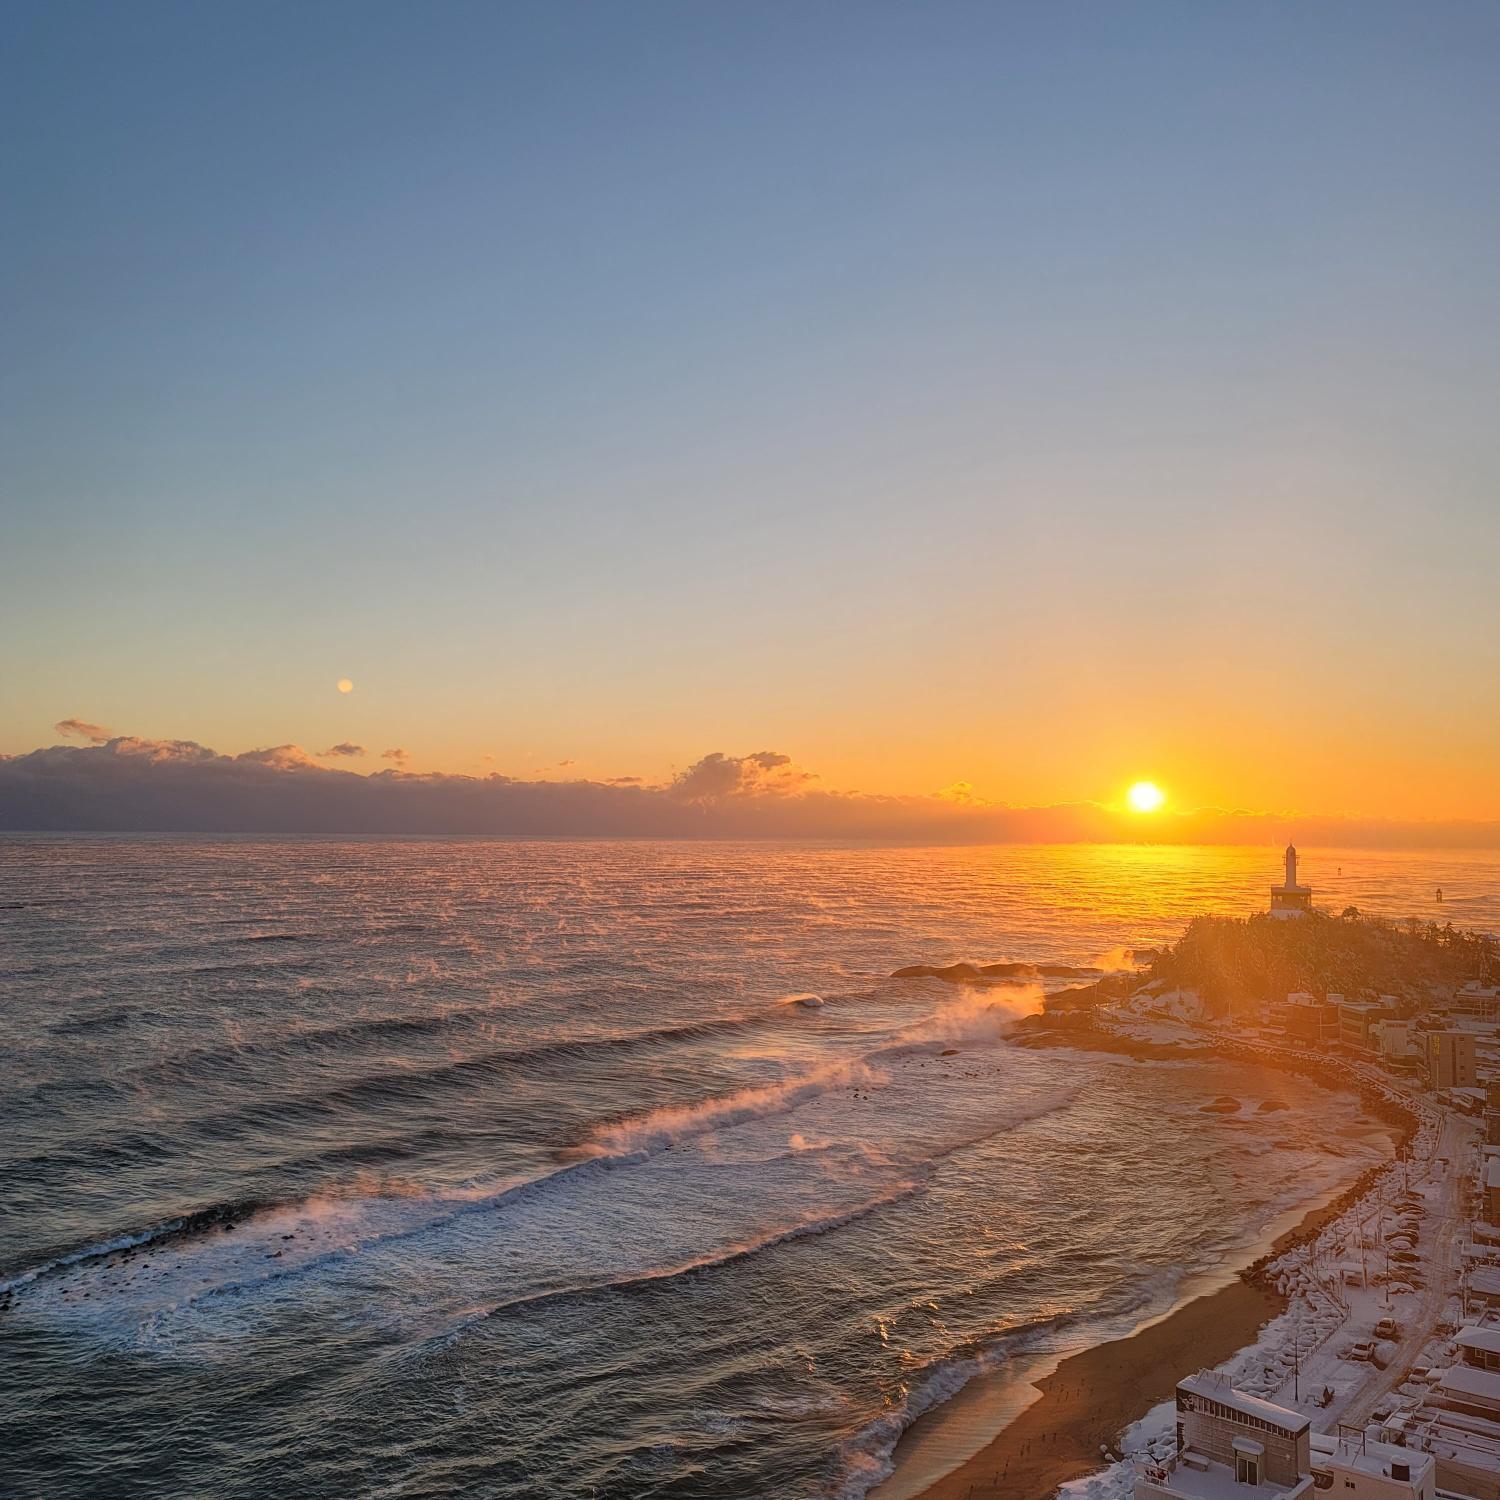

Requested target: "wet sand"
[
  {"left": 899, "top": 1275, "right": 1284, "bottom": 1500},
  {"left": 883, "top": 1184, "right": 1374, "bottom": 1500}
]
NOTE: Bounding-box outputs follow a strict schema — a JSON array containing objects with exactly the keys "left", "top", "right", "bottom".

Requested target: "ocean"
[{"left": 2, "top": 838, "right": 1497, "bottom": 1500}]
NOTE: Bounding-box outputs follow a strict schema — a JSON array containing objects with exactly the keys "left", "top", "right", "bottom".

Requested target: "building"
[
  {"left": 1135, "top": 1371, "right": 1312, "bottom": 1497},
  {"left": 1427, "top": 1030, "right": 1478, "bottom": 1090},
  {"left": 1372, "top": 1018, "right": 1417, "bottom": 1063},
  {"left": 1486, "top": 1080, "right": 1500, "bottom": 1148},
  {"left": 1385, "top": 1317, "right": 1500, "bottom": 1498},
  {"left": 1458, "top": 1326, "right": 1500, "bottom": 1374},
  {"left": 1455, "top": 983, "right": 1500, "bottom": 1022},
  {"left": 1271, "top": 992, "right": 1341, "bottom": 1047},
  {"left": 1310, "top": 1434, "right": 1434, "bottom": 1499},
  {"left": 1132, "top": 1377, "right": 1434, "bottom": 1500},
  {"left": 1269, "top": 844, "right": 1312, "bottom": 919},
  {"left": 1341, "top": 999, "right": 1389, "bottom": 1052}
]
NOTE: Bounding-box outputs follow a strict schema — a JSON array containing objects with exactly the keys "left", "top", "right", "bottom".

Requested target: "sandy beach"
[
  {"left": 886, "top": 1173, "right": 1383, "bottom": 1500},
  {"left": 903, "top": 1273, "right": 1284, "bottom": 1499}
]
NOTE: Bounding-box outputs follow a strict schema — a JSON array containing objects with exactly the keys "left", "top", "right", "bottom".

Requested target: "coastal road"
[{"left": 1335, "top": 1110, "right": 1477, "bottom": 1433}]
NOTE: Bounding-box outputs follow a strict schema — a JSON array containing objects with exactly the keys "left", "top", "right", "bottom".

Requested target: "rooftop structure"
[{"left": 1269, "top": 844, "right": 1312, "bottom": 920}]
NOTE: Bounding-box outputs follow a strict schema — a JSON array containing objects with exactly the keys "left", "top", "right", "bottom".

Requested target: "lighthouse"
[{"left": 1269, "top": 843, "right": 1312, "bottom": 919}]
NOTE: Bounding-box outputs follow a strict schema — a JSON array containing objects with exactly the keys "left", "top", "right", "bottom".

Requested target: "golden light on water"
[
  {"left": 337, "top": 678, "right": 354, "bottom": 694},
  {"left": 1127, "top": 780, "right": 1166, "bottom": 813}
]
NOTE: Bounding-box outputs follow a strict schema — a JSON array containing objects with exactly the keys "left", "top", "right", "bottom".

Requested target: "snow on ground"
[{"left": 1062, "top": 1059, "right": 1470, "bottom": 1500}]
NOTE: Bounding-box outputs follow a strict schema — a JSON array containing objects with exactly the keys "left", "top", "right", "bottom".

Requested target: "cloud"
[
  {"left": 669, "top": 750, "right": 817, "bottom": 803},
  {"left": 319, "top": 742, "right": 366, "bottom": 759},
  {"left": 235, "top": 744, "right": 322, "bottom": 770},
  {"left": 935, "top": 780, "right": 989, "bottom": 806},
  {"left": 54, "top": 718, "right": 111, "bottom": 744},
  {"left": 2, "top": 733, "right": 1500, "bottom": 846},
  {"left": 381, "top": 747, "right": 410, "bottom": 767}
]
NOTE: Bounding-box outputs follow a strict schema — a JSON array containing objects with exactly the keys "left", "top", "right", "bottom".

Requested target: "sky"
[{"left": 4, "top": 1, "right": 1499, "bottom": 830}]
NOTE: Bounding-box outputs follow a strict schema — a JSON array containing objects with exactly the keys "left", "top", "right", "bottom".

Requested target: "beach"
[
  {"left": 883, "top": 1083, "right": 1410, "bottom": 1500},
  {"left": 903, "top": 1273, "right": 1285, "bottom": 1500}
]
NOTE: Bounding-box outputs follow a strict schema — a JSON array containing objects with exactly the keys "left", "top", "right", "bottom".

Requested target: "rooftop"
[
  {"left": 1439, "top": 1363, "right": 1500, "bottom": 1409},
  {"left": 1309, "top": 1433, "right": 1433, "bottom": 1486},
  {"left": 1470, "top": 1265, "right": 1500, "bottom": 1297},
  {"left": 1179, "top": 1371, "right": 1310, "bottom": 1435},
  {"left": 1457, "top": 1326, "right": 1500, "bottom": 1355}
]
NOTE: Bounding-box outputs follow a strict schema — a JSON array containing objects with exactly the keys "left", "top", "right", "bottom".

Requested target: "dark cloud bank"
[{"left": 2, "top": 736, "right": 1497, "bottom": 846}]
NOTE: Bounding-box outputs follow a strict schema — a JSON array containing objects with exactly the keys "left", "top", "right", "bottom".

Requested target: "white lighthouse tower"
[{"left": 1269, "top": 843, "right": 1312, "bottom": 919}]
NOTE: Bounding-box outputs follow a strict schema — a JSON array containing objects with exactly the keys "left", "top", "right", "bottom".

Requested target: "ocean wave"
[
  {"left": 7, "top": 1000, "right": 811, "bottom": 1128},
  {"left": 426, "top": 1178, "right": 931, "bottom": 1343},
  {"left": 3, "top": 1027, "right": 1069, "bottom": 1325},
  {"left": 46, "top": 1005, "right": 165, "bottom": 1037},
  {"left": 0, "top": 1196, "right": 278, "bottom": 1295},
  {"left": 831, "top": 1265, "right": 1187, "bottom": 1500}
]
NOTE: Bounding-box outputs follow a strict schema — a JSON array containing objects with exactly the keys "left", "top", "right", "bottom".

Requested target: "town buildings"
[{"left": 1134, "top": 1372, "right": 1433, "bottom": 1499}]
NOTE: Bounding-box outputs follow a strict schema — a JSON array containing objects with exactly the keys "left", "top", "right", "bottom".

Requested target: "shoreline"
[
  {"left": 873, "top": 1183, "right": 1359, "bottom": 1500},
  {"left": 876, "top": 1036, "right": 1417, "bottom": 1500}
]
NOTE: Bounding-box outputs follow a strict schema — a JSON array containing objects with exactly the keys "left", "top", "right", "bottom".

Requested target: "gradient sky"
[{"left": 5, "top": 1, "right": 1499, "bottom": 821}]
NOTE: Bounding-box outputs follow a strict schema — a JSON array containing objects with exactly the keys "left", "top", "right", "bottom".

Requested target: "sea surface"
[{"left": 2, "top": 838, "right": 1497, "bottom": 1500}]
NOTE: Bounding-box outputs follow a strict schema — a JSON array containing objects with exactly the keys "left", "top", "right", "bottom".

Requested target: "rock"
[
  {"left": 892, "top": 960, "right": 1104, "bottom": 981},
  {"left": 891, "top": 963, "right": 982, "bottom": 981}
]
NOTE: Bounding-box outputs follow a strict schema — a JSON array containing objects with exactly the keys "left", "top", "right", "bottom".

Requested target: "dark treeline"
[{"left": 1148, "top": 911, "right": 1498, "bottom": 1013}]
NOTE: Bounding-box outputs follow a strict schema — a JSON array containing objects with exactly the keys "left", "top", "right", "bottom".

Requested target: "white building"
[{"left": 1310, "top": 1433, "right": 1433, "bottom": 1499}]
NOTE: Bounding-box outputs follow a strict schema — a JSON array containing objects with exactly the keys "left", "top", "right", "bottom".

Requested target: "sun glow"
[{"left": 1127, "top": 780, "right": 1166, "bottom": 813}]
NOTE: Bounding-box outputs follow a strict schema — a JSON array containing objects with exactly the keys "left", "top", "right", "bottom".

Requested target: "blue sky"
[{"left": 4, "top": 2, "right": 1499, "bottom": 818}]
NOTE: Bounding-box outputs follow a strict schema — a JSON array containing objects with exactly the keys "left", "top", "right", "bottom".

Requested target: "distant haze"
[{"left": 4, "top": 735, "right": 1499, "bottom": 846}]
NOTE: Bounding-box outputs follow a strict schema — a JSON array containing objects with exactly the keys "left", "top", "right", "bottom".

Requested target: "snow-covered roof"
[
  {"left": 1470, "top": 1266, "right": 1500, "bottom": 1297},
  {"left": 1309, "top": 1433, "right": 1433, "bottom": 1484},
  {"left": 1178, "top": 1371, "right": 1309, "bottom": 1434},
  {"left": 1457, "top": 1326, "right": 1500, "bottom": 1355},
  {"left": 1440, "top": 1363, "right": 1500, "bottom": 1409}
]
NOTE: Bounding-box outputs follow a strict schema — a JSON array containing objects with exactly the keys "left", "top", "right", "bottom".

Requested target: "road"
[{"left": 1335, "top": 1109, "right": 1477, "bottom": 1432}]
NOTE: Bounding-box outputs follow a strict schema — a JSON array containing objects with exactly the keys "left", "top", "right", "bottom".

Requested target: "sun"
[{"left": 1127, "top": 780, "right": 1166, "bottom": 813}]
